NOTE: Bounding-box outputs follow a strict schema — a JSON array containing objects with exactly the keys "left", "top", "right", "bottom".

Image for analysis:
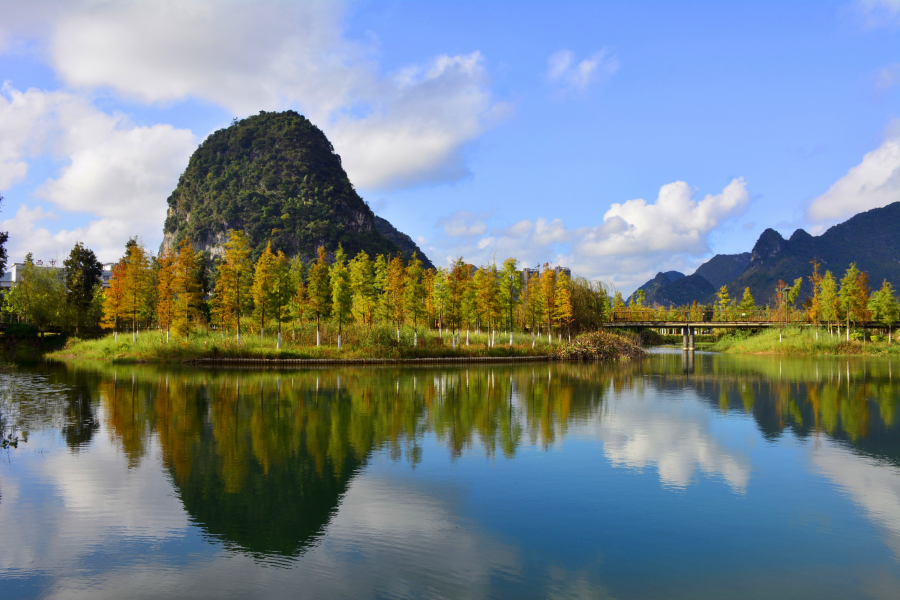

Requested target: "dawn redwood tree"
[
  {"left": 306, "top": 245, "right": 331, "bottom": 346},
  {"left": 269, "top": 250, "right": 294, "bottom": 349},
  {"left": 869, "top": 280, "right": 899, "bottom": 343},
  {"left": 102, "top": 260, "right": 127, "bottom": 340},
  {"left": 122, "top": 239, "right": 152, "bottom": 342},
  {"left": 349, "top": 250, "right": 376, "bottom": 328},
  {"left": 156, "top": 249, "right": 176, "bottom": 342},
  {"left": 330, "top": 246, "right": 352, "bottom": 349},
  {"left": 172, "top": 238, "right": 202, "bottom": 337},
  {"left": 251, "top": 241, "right": 277, "bottom": 337},
  {"left": 498, "top": 258, "right": 522, "bottom": 339},
  {"left": 839, "top": 264, "right": 861, "bottom": 341},
  {"left": 404, "top": 253, "right": 426, "bottom": 346},
  {"left": 214, "top": 229, "right": 253, "bottom": 341}
]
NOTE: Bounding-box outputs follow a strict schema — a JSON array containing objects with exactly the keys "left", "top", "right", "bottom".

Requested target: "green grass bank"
[
  {"left": 697, "top": 327, "right": 899, "bottom": 356},
  {"left": 47, "top": 326, "right": 644, "bottom": 364}
]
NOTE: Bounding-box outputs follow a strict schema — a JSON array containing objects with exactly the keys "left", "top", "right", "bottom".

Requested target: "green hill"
[{"left": 161, "top": 110, "right": 432, "bottom": 266}]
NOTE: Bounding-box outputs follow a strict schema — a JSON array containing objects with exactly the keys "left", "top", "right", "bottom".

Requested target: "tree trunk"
[{"left": 277, "top": 319, "right": 282, "bottom": 350}]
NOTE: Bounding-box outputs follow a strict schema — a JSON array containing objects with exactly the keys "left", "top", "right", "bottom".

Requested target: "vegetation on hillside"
[{"left": 162, "top": 110, "right": 410, "bottom": 264}]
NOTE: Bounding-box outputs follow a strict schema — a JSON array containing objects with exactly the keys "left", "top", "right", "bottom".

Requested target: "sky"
[{"left": 0, "top": 0, "right": 899, "bottom": 294}]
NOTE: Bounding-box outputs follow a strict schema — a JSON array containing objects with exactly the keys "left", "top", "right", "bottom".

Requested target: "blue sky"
[{"left": 1, "top": 0, "right": 899, "bottom": 292}]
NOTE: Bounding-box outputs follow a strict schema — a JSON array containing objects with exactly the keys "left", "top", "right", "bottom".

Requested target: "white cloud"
[
  {"left": 0, "top": 85, "right": 195, "bottom": 261},
  {"left": 806, "top": 126, "right": 900, "bottom": 223},
  {"left": 1, "top": 0, "right": 505, "bottom": 193},
  {"left": 0, "top": 84, "right": 61, "bottom": 190},
  {"left": 437, "top": 209, "right": 491, "bottom": 237},
  {"left": 1, "top": 203, "right": 155, "bottom": 263},
  {"left": 426, "top": 178, "right": 749, "bottom": 290},
  {"left": 547, "top": 49, "right": 619, "bottom": 91}
]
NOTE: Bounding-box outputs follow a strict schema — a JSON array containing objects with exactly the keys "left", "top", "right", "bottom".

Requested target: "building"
[
  {"left": 520, "top": 265, "right": 571, "bottom": 295},
  {"left": 0, "top": 261, "right": 117, "bottom": 290}
]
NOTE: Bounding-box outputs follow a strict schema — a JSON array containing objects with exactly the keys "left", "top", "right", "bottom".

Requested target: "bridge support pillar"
[
  {"left": 689, "top": 327, "right": 695, "bottom": 351},
  {"left": 682, "top": 327, "right": 689, "bottom": 351}
]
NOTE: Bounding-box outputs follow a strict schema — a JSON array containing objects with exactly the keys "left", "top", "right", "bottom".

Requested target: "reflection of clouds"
[
  {"left": 4, "top": 435, "right": 520, "bottom": 599},
  {"left": 813, "top": 442, "right": 900, "bottom": 560},
  {"left": 594, "top": 388, "right": 750, "bottom": 493}
]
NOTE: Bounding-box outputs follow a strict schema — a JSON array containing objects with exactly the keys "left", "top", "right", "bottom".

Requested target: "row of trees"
[
  {"left": 93, "top": 230, "right": 610, "bottom": 347},
  {"left": 708, "top": 259, "right": 899, "bottom": 339}
]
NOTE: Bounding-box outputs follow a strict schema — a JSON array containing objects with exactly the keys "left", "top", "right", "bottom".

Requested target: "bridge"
[{"left": 601, "top": 308, "right": 889, "bottom": 351}]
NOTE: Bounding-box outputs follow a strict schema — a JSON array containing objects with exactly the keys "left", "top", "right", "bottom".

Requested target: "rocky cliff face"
[{"left": 161, "top": 110, "right": 431, "bottom": 266}]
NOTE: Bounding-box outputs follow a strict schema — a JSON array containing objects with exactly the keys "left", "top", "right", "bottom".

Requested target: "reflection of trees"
[
  {"left": 72, "top": 362, "right": 622, "bottom": 557},
  {"left": 649, "top": 353, "right": 900, "bottom": 465}
]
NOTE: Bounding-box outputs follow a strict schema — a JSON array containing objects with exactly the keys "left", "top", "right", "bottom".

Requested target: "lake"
[{"left": 1, "top": 350, "right": 899, "bottom": 599}]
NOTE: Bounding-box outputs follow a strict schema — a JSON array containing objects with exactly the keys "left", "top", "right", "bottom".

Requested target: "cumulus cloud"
[
  {"left": 547, "top": 49, "right": 619, "bottom": 91},
  {"left": 0, "top": 85, "right": 195, "bottom": 261},
  {"left": 0, "top": 0, "right": 504, "bottom": 193},
  {"left": 425, "top": 178, "right": 750, "bottom": 291},
  {"left": 1, "top": 203, "right": 156, "bottom": 263},
  {"left": 805, "top": 125, "right": 900, "bottom": 224}
]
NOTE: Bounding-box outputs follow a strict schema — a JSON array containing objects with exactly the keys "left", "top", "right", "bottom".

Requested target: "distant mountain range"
[{"left": 632, "top": 202, "right": 900, "bottom": 307}]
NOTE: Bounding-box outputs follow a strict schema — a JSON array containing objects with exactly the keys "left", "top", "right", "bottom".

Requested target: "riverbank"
[
  {"left": 696, "top": 326, "right": 899, "bottom": 356},
  {"left": 47, "top": 329, "right": 644, "bottom": 364}
]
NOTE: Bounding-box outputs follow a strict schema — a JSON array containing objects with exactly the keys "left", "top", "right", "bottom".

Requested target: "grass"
[
  {"left": 48, "top": 324, "right": 562, "bottom": 363},
  {"left": 702, "top": 326, "right": 900, "bottom": 356}
]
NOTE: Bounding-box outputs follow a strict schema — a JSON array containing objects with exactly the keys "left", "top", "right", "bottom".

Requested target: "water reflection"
[{"left": 2, "top": 355, "right": 900, "bottom": 598}]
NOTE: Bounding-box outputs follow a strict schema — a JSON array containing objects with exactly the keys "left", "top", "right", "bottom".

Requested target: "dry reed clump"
[{"left": 555, "top": 331, "right": 645, "bottom": 361}]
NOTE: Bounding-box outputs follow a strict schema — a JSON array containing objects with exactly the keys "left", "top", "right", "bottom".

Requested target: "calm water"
[{"left": 1, "top": 351, "right": 900, "bottom": 599}]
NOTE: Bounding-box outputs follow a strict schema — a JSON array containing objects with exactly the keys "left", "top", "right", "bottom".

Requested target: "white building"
[{"left": 0, "top": 260, "right": 117, "bottom": 289}]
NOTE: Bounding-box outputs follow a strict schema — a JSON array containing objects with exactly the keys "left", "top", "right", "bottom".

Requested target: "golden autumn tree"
[
  {"left": 173, "top": 238, "right": 202, "bottom": 336},
  {"left": 251, "top": 241, "right": 277, "bottom": 337},
  {"left": 385, "top": 255, "right": 407, "bottom": 337},
  {"left": 156, "top": 249, "right": 176, "bottom": 342},
  {"left": 554, "top": 271, "right": 573, "bottom": 341},
  {"left": 213, "top": 229, "right": 253, "bottom": 340},
  {"left": 540, "top": 266, "right": 557, "bottom": 342},
  {"left": 306, "top": 245, "right": 331, "bottom": 346},
  {"left": 101, "top": 260, "right": 127, "bottom": 341},
  {"left": 122, "top": 239, "right": 152, "bottom": 342}
]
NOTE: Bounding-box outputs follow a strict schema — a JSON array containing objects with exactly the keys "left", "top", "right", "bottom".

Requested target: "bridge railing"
[{"left": 607, "top": 307, "right": 807, "bottom": 324}]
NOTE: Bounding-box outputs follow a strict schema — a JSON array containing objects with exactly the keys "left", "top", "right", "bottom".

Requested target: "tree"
[
  {"left": 0, "top": 195, "right": 8, "bottom": 279},
  {"left": 349, "top": 250, "right": 376, "bottom": 327},
  {"left": 404, "top": 254, "right": 426, "bottom": 345},
  {"left": 819, "top": 271, "right": 840, "bottom": 335},
  {"left": 432, "top": 268, "right": 450, "bottom": 335},
  {"left": 269, "top": 250, "right": 294, "bottom": 349},
  {"left": 4, "top": 254, "right": 66, "bottom": 335},
  {"left": 612, "top": 291, "right": 625, "bottom": 310},
  {"left": 554, "top": 271, "right": 573, "bottom": 341},
  {"left": 716, "top": 286, "right": 731, "bottom": 321},
  {"left": 330, "top": 245, "right": 352, "bottom": 348},
  {"left": 807, "top": 259, "right": 823, "bottom": 336},
  {"left": 63, "top": 242, "right": 103, "bottom": 335},
  {"left": 122, "top": 239, "right": 152, "bottom": 342},
  {"left": 101, "top": 260, "right": 127, "bottom": 340},
  {"left": 540, "top": 267, "right": 557, "bottom": 341},
  {"left": 373, "top": 254, "right": 389, "bottom": 323},
  {"left": 869, "top": 280, "right": 899, "bottom": 343},
  {"left": 787, "top": 278, "right": 803, "bottom": 315},
  {"left": 839, "top": 263, "right": 861, "bottom": 340},
  {"left": 385, "top": 256, "right": 407, "bottom": 337},
  {"left": 156, "top": 249, "right": 176, "bottom": 342},
  {"left": 288, "top": 256, "right": 308, "bottom": 339},
  {"left": 524, "top": 272, "right": 545, "bottom": 344},
  {"left": 213, "top": 229, "right": 253, "bottom": 340},
  {"left": 251, "top": 242, "right": 278, "bottom": 337},
  {"left": 498, "top": 258, "right": 522, "bottom": 333},
  {"left": 306, "top": 245, "right": 331, "bottom": 346},
  {"left": 630, "top": 289, "right": 646, "bottom": 308},
  {"left": 172, "top": 238, "right": 202, "bottom": 336},
  {"left": 738, "top": 287, "right": 755, "bottom": 316}
]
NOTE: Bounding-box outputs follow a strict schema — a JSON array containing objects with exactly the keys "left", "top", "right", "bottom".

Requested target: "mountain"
[
  {"left": 631, "top": 271, "right": 683, "bottom": 302},
  {"left": 632, "top": 202, "right": 900, "bottom": 307},
  {"left": 729, "top": 202, "right": 900, "bottom": 303},
  {"left": 161, "top": 110, "right": 432, "bottom": 267},
  {"left": 694, "top": 253, "right": 751, "bottom": 289}
]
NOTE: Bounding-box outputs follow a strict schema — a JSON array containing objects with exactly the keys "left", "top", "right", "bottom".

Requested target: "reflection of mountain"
[{"left": 81, "top": 364, "right": 615, "bottom": 557}]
